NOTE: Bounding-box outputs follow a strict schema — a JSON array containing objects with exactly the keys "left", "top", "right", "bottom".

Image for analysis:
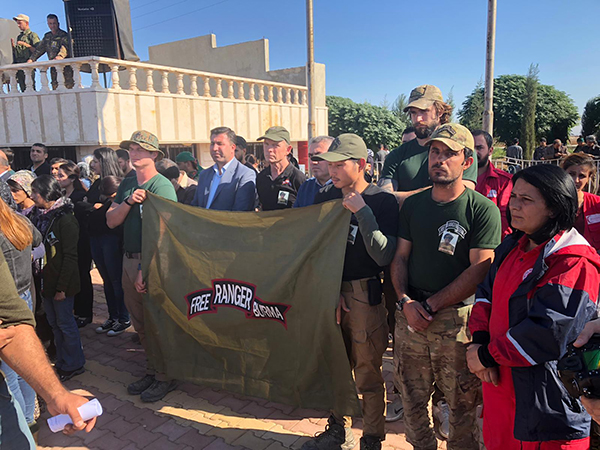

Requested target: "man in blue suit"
[{"left": 191, "top": 127, "right": 256, "bottom": 211}]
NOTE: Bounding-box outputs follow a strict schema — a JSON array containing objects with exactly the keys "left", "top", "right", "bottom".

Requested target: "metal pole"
[
  {"left": 482, "top": 0, "right": 497, "bottom": 136},
  {"left": 306, "top": 0, "right": 316, "bottom": 140}
]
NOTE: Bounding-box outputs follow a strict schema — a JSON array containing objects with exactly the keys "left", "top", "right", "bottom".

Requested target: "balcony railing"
[{"left": 0, "top": 56, "right": 308, "bottom": 105}]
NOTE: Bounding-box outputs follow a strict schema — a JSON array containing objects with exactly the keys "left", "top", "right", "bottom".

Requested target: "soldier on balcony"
[
  {"left": 11, "top": 14, "right": 39, "bottom": 92},
  {"left": 27, "top": 14, "right": 73, "bottom": 90}
]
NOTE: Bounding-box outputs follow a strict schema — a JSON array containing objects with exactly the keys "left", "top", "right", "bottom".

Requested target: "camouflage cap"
[
  {"left": 8, "top": 170, "right": 36, "bottom": 196},
  {"left": 311, "top": 133, "right": 368, "bottom": 162},
  {"left": 257, "top": 126, "right": 290, "bottom": 145},
  {"left": 13, "top": 14, "right": 30, "bottom": 22},
  {"left": 119, "top": 130, "right": 164, "bottom": 158},
  {"left": 175, "top": 151, "right": 196, "bottom": 163},
  {"left": 403, "top": 85, "right": 444, "bottom": 112},
  {"left": 425, "top": 123, "right": 474, "bottom": 153}
]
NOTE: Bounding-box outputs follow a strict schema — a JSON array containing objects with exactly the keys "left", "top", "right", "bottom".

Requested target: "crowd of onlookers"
[{"left": 3, "top": 82, "right": 600, "bottom": 450}]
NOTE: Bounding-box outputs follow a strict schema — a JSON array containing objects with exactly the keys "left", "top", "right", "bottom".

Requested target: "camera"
[{"left": 558, "top": 334, "right": 600, "bottom": 399}]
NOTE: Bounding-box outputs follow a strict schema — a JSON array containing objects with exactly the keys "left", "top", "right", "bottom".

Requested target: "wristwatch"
[
  {"left": 422, "top": 299, "right": 435, "bottom": 316},
  {"left": 124, "top": 195, "right": 133, "bottom": 206},
  {"left": 397, "top": 295, "right": 411, "bottom": 311}
]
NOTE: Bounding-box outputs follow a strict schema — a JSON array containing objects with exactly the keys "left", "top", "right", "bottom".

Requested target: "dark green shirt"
[
  {"left": 380, "top": 139, "right": 478, "bottom": 191},
  {"left": 13, "top": 28, "right": 40, "bottom": 63},
  {"left": 114, "top": 174, "right": 177, "bottom": 253},
  {"left": 30, "top": 29, "right": 70, "bottom": 61},
  {"left": 398, "top": 188, "right": 500, "bottom": 293}
]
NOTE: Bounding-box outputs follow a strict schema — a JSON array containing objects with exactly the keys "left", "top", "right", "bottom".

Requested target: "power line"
[
  {"left": 132, "top": 0, "right": 193, "bottom": 19},
  {"left": 133, "top": 0, "right": 234, "bottom": 32},
  {"left": 131, "top": 0, "right": 163, "bottom": 11}
]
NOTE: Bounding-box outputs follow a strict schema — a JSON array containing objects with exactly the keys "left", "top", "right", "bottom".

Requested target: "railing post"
[
  {"left": 90, "top": 61, "right": 101, "bottom": 89},
  {"left": 267, "top": 85, "right": 274, "bottom": 103},
  {"left": 286, "top": 88, "right": 292, "bottom": 104},
  {"left": 294, "top": 89, "right": 300, "bottom": 105},
  {"left": 190, "top": 75, "right": 198, "bottom": 96},
  {"left": 249, "top": 83, "right": 255, "bottom": 101},
  {"left": 277, "top": 87, "right": 283, "bottom": 103},
  {"left": 227, "top": 80, "right": 234, "bottom": 99},
  {"left": 56, "top": 64, "right": 66, "bottom": 91},
  {"left": 203, "top": 77, "right": 211, "bottom": 97},
  {"left": 25, "top": 68, "right": 35, "bottom": 92},
  {"left": 128, "top": 67, "right": 138, "bottom": 91},
  {"left": 216, "top": 78, "right": 223, "bottom": 98},
  {"left": 73, "top": 63, "right": 83, "bottom": 90},
  {"left": 40, "top": 68, "right": 50, "bottom": 92},
  {"left": 237, "top": 81, "right": 245, "bottom": 100},
  {"left": 110, "top": 64, "right": 121, "bottom": 90},
  {"left": 9, "top": 70, "right": 18, "bottom": 93},
  {"left": 161, "top": 71, "right": 169, "bottom": 93},
  {"left": 146, "top": 69, "right": 154, "bottom": 93},
  {"left": 258, "top": 84, "right": 265, "bottom": 102},
  {"left": 176, "top": 73, "right": 185, "bottom": 95}
]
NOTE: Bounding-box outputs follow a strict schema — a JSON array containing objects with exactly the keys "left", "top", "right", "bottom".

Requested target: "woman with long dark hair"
[
  {"left": 562, "top": 153, "right": 600, "bottom": 251},
  {"left": 91, "top": 175, "right": 131, "bottom": 336},
  {"left": 0, "top": 195, "right": 41, "bottom": 435},
  {"left": 56, "top": 161, "right": 94, "bottom": 328},
  {"left": 31, "top": 175, "right": 85, "bottom": 381},
  {"left": 467, "top": 164, "right": 600, "bottom": 449}
]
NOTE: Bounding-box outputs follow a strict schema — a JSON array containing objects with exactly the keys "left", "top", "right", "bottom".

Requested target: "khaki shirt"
[
  {"left": 12, "top": 28, "right": 40, "bottom": 63},
  {"left": 30, "top": 29, "right": 70, "bottom": 61}
]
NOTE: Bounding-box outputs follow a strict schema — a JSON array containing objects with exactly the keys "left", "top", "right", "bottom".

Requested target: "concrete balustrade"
[{"left": 0, "top": 56, "right": 327, "bottom": 161}]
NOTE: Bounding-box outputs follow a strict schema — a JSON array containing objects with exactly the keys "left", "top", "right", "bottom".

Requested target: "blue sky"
[{"left": 6, "top": 0, "right": 600, "bottom": 120}]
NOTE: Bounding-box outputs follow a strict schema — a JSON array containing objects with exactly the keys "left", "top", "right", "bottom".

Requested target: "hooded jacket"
[{"left": 469, "top": 228, "right": 600, "bottom": 442}]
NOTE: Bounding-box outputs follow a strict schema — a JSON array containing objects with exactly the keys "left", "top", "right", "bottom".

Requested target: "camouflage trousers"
[
  {"left": 394, "top": 304, "right": 480, "bottom": 450},
  {"left": 332, "top": 280, "right": 389, "bottom": 440}
]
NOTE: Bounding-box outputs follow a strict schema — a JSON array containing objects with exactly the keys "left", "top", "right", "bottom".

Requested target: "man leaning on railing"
[{"left": 27, "top": 14, "right": 73, "bottom": 90}]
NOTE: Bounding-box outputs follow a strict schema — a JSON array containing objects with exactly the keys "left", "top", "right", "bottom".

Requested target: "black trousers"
[{"left": 73, "top": 236, "right": 94, "bottom": 319}]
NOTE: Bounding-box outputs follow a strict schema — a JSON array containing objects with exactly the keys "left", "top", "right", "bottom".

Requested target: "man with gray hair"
[
  {"left": 191, "top": 126, "right": 256, "bottom": 211},
  {"left": 293, "top": 135, "right": 334, "bottom": 208},
  {"left": 584, "top": 135, "right": 600, "bottom": 158},
  {"left": 156, "top": 158, "right": 197, "bottom": 205}
]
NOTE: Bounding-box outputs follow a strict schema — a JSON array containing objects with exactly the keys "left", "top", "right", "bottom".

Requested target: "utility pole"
[
  {"left": 306, "top": 0, "right": 316, "bottom": 140},
  {"left": 483, "top": 0, "right": 497, "bottom": 136}
]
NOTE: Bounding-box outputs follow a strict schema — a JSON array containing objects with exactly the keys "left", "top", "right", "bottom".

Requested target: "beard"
[
  {"left": 430, "top": 164, "right": 462, "bottom": 185},
  {"left": 414, "top": 121, "right": 439, "bottom": 140},
  {"left": 477, "top": 154, "right": 489, "bottom": 168}
]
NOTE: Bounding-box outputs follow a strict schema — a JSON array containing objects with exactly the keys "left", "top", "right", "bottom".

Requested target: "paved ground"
[{"left": 38, "top": 270, "right": 446, "bottom": 450}]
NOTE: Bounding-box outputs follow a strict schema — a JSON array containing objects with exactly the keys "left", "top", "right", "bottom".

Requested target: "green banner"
[{"left": 141, "top": 193, "right": 361, "bottom": 415}]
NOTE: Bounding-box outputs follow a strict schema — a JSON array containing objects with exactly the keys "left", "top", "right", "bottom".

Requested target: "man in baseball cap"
[
  {"left": 305, "top": 134, "right": 399, "bottom": 450},
  {"left": 255, "top": 126, "right": 305, "bottom": 210},
  {"left": 391, "top": 123, "right": 500, "bottom": 450},
  {"left": 175, "top": 151, "right": 202, "bottom": 181},
  {"left": 107, "top": 130, "right": 178, "bottom": 403},
  {"left": 11, "top": 13, "right": 39, "bottom": 92}
]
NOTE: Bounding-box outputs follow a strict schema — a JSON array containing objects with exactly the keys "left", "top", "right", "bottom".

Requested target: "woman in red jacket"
[
  {"left": 467, "top": 164, "right": 600, "bottom": 450},
  {"left": 562, "top": 153, "right": 600, "bottom": 251}
]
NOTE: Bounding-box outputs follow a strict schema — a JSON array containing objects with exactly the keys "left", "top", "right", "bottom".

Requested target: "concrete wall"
[{"left": 146, "top": 34, "right": 326, "bottom": 107}]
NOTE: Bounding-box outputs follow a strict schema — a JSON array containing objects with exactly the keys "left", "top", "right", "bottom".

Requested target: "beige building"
[{"left": 0, "top": 32, "right": 327, "bottom": 168}]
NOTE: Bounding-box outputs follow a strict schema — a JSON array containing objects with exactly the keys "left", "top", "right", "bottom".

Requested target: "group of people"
[{"left": 2, "top": 82, "right": 600, "bottom": 450}]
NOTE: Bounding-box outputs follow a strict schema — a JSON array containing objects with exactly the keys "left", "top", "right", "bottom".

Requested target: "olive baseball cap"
[
  {"left": 175, "top": 151, "right": 196, "bottom": 163},
  {"left": 425, "top": 123, "right": 474, "bottom": 153},
  {"left": 403, "top": 85, "right": 444, "bottom": 112},
  {"left": 13, "top": 14, "right": 30, "bottom": 22},
  {"left": 257, "top": 126, "right": 290, "bottom": 145},
  {"left": 311, "top": 133, "right": 368, "bottom": 162},
  {"left": 120, "top": 130, "right": 164, "bottom": 158}
]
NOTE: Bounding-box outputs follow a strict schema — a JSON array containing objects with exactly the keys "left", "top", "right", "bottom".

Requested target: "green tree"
[
  {"left": 582, "top": 96, "right": 600, "bottom": 139},
  {"left": 327, "top": 96, "right": 407, "bottom": 150},
  {"left": 458, "top": 79, "right": 485, "bottom": 131},
  {"left": 446, "top": 87, "right": 456, "bottom": 123},
  {"left": 391, "top": 93, "right": 410, "bottom": 125},
  {"left": 520, "top": 64, "right": 539, "bottom": 159},
  {"left": 458, "top": 75, "right": 578, "bottom": 145}
]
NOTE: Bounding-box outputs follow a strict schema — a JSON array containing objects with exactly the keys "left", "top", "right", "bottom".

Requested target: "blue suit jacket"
[{"left": 191, "top": 158, "right": 256, "bottom": 211}]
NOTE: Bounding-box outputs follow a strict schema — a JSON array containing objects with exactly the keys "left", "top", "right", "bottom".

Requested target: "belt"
[
  {"left": 125, "top": 252, "right": 142, "bottom": 259},
  {"left": 341, "top": 277, "right": 377, "bottom": 293}
]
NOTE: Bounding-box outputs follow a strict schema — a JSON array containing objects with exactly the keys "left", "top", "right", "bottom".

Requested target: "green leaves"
[
  {"left": 582, "top": 96, "right": 600, "bottom": 139},
  {"left": 326, "top": 96, "right": 407, "bottom": 150}
]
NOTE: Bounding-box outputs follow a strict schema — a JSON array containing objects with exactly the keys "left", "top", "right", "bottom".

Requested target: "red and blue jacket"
[{"left": 469, "top": 228, "right": 600, "bottom": 442}]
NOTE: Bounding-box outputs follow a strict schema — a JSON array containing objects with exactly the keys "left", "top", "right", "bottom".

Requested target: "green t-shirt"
[
  {"left": 115, "top": 174, "right": 177, "bottom": 253},
  {"left": 381, "top": 139, "right": 478, "bottom": 191},
  {"left": 398, "top": 188, "right": 500, "bottom": 293}
]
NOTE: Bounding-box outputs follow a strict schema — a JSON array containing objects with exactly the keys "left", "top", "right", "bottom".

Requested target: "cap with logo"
[
  {"left": 425, "top": 123, "right": 474, "bottom": 153},
  {"left": 120, "top": 130, "right": 164, "bottom": 159},
  {"left": 175, "top": 151, "right": 196, "bottom": 163},
  {"left": 311, "top": 133, "right": 368, "bottom": 162},
  {"left": 13, "top": 14, "right": 30, "bottom": 22},
  {"left": 403, "top": 85, "right": 444, "bottom": 112},
  {"left": 257, "top": 126, "right": 290, "bottom": 145}
]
